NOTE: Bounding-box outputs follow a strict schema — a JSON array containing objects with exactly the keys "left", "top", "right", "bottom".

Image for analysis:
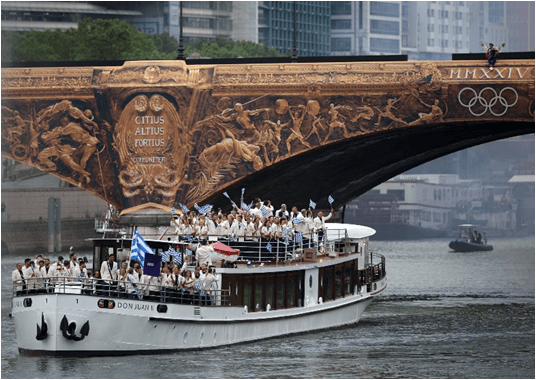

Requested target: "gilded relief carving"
[{"left": 1, "top": 60, "right": 533, "bottom": 210}]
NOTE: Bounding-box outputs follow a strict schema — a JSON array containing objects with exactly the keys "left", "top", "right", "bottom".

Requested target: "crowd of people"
[
  {"left": 12, "top": 248, "right": 220, "bottom": 305},
  {"left": 12, "top": 199, "right": 336, "bottom": 303},
  {"left": 169, "top": 198, "right": 334, "bottom": 249}
]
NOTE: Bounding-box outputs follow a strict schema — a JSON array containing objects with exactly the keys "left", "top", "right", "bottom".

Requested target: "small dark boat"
[
  {"left": 449, "top": 224, "right": 493, "bottom": 252},
  {"left": 449, "top": 240, "right": 493, "bottom": 252}
]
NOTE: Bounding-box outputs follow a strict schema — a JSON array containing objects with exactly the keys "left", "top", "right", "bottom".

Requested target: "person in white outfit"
[
  {"left": 12, "top": 263, "right": 26, "bottom": 296},
  {"left": 195, "top": 240, "right": 214, "bottom": 266},
  {"left": 313, "top": 208, "right": 333, "bottom": 252}
]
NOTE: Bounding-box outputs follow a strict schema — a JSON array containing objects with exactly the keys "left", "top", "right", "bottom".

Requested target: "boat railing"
[
  {"left": 367, "top": 252, "right": 386, "bottom": 283},
  {"left": 169, "top": 231, "right": 321, "bottom": 262},
  {"left": 12, "top": 277, "right": 231, "bottom": 307}
]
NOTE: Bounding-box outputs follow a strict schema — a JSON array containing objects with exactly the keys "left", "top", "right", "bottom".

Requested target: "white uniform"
[
  {"left": 22, "top": 265, "right": 36, "bottom": 289},
  {"left": 207, "top": 219, "right": 219, "bottom": 240},
  {"left": 196, "top": 244, "right": 214, "bottom": 266},
  {"left": 313, "top": 213, "right": 332, "bottom": 232},
  {"left": 12, "top": 269, "right": 25, "bottom": 293},
  {"left": 34, "top": 266, "right": 47, "bottom": 289},
  {"left": 202, "top": 273, "right": 220, "bottom": 291},
  {"left": 100, "top": 261, "right": 118, "bottom": 282}
]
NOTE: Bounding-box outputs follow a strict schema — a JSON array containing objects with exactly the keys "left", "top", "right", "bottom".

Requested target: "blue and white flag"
[
  {"left": 261, "top": 205, "right": 268, "bottom": 218},
  {"left": 131, "top": 229, "right": 154, "bottom": 267},
  {"left": 240, "top": 188, "right": 245, "bottom": 204},
  {"left": 180, "top": 203, "right": 189, "bottom": 214},
  {"left": 266, "top": 242, "right": 272, "bottom": 252},
  {"left": 223, "top": 192, "right": 230, "bottom": 200},
  {"left": 241, "top": 201, "right": 252, "bottom": 211},
  {"left": 194, "top": 203, "right": 201, "bottom": 212},
  {"left": 194, "top": 282, "right": 205, "bottom": 296},
  {"left": 292, "top": 217, "right": 303, "bottom": 224},
  {"left": 295, "top": 232, "right": 303, "bottom": 243},
  {"left": 162, "top": 247, "right": 173, "bottom": 262},
  {"left": 282, "top": 236, "right": 289, "bottom": 246},
  {"left": 173, "top": 251, "right": 182, "bottom": 265},
  {"left": 75, "top": 273, "right": 83, "bottom": 282},
  {"left": 328, "top": 195, "right": 334, "bottom": 205},
  {"left": 197, "top": 204, "right": 213, "bottom": 215},
  {"left": 309, "top": 199, "right": 316, "bottom": 209},
  {"left": 171, "top": 206, "right": 176, "bottom": 216},
  {"left": 185, "top": 248, "right": 192, "bottom": 257}
]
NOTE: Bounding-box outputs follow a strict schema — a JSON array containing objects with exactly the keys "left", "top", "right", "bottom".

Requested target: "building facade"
[
  {"left": 468, "top": 1, "right": 508, "bottom": 54},
  {"left": 330, "top": 1, "right": 402, "bottom": 56},
  {"left": 259, "top": 1, "right": 331, "bottom": 56}
]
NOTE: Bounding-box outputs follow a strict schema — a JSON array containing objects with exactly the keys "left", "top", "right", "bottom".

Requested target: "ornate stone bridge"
[{"left": 1, "top": 59, "right": 534, "bottom": 211}]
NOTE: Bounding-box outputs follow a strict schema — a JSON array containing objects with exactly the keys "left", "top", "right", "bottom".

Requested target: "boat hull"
[
  {"left": 448, "top": 240, "right": 494, "bottom": 252},
  {"left": 13, "top": 280, "right": 385, "bottom": 356}
]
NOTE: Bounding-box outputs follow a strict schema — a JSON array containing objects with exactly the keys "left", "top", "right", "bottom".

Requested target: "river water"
[{"left": 1, "top": 237, "right": 534, "bottom": 378}]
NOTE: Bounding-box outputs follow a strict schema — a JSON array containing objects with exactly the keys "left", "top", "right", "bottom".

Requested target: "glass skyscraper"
[{"left": 259, "top": 1, "right": 331, "bottom": 56}]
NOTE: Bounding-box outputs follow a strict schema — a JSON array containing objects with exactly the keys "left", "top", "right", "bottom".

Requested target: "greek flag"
[
  {"left": 282, "top": 236, "right": 289, "bottom": 246},
  {"left": 223, "top": 192, "right": 230, "bottom": 199},
  {"left": 295, "top": 232, "right": 303, "bottom": 243},
  {"left": 162, "top": 247, "right": 173, "bottom": 262},
  {"left": 261, "top": 205, "right": 268, "bottom": 217},
  {"left": 197, "top": 204, "right": 213, "bottom": 215},
  {"left": 186, "top": 234, "right": 192, "bottom": 242},
  {"left": 292, "top": 217, "right": 303, "bottom": 224},
  {"left": 180, "top": 203, "right": 189, "bottom": 214},
  {"left": 195, "top": 282, "right": 205, "bottom": 296},
  {"left": 240, "top": 188, "right": 245, "bottom": 204},
  {"left": 309, "top": 199, "right": 316, "bottom": 209},
  {"left": 131, "top": 229, "right": 154, "bottom": 267},
  {"left": 266, "top": 242, "right": 272, "bottom": 252},
  {"left": 185, "top": 248, "right": 192, "bottom": 257},
  {"left": 173, "top": 251, "right": 182, "bottom": 265},
  {"left": 194, "top": 203, "right": 201, "bottom": 212},
  {"left": 241, "top": 201, "right": 252, "bottom": 211},
  {"left": 75, "top": 273, "right": 83, "bottom": 282},
  {"left": 171, "top": 207, "right": 176, "bottom": 216},
  {"left": 328, "top": 195, "right": 334, "bottom": 205}
]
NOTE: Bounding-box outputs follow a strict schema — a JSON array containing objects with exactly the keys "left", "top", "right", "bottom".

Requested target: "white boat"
[{"left": 11, "top": 223, "right": 386, "bottom": 356}]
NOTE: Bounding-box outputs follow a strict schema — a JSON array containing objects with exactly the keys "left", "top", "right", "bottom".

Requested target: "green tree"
[
  {"left": 73, "top": 18, "right": 164, "bottom": 61},
  {"left": 184, "top": 37, "right": 285, "bottom": 59},
  {"left": 151, "top": 33, "right": 178, "bottom": 57}
]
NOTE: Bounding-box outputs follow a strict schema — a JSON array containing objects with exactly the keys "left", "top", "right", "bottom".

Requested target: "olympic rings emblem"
[{"left": 458, "top": 87, "right": 518, "bottom": 117}]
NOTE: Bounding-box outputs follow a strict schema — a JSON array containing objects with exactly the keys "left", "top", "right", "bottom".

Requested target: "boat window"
[
  {"left": 325, "top": 273, "right": 333, "bottom": 300},
  {"left": 287, "top": 279, "right": 295, "bottom": 307},
  {"left": 335, "top": 270, "right": 342, "bottom": 298},
  {"left": 243, "top": 283, "right": 253, "bottom": 309},
  {"left": 276, "top": 280, "right": 285, "bottom": 309},
  {"left": 255, "top": 281, "right": 263, "bottom": 311},
  {"left": 309, "top": 275, "right": 313, "bottom": 288},
  {"left": 266, "top": 281, "right": 274, "bottom": 309},
  {"left": 235, "top": 283, "right": 239, "bottom": 296},
  {"left": 345, "top": 268, "right": 352, "bottom": 295}
]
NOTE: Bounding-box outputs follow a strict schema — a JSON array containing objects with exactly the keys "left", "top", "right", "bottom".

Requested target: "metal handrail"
[
  {"left": 167, "top": 230, "right": 322, "bottom": 262},
  {"left": 12, "top": 276, "right": 231, "bottom": 306}
]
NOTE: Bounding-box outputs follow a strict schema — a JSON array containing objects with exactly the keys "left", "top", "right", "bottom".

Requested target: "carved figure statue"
[
  {"left": 408, "top": 99, "right": 444, "bottom": 126},
  {"left": 261, "top": 119, "right": 289, "bottom": 164},
  {"left": 375, "top": 98, "right": 408, "bottom": 127},
  {"left": 323, "top": 103, "right": 353, "bottom": 143},
  {"left": 285, "top": 105, "right": 313, "bottom": 154}
]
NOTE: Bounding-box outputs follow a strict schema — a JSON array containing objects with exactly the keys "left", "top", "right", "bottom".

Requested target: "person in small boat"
[
  {"left": 12, "top": 263, "right": 26, "bottom": 296},
  {"left": 476, "top": 232, "right": 482, "bottom": 244}
]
